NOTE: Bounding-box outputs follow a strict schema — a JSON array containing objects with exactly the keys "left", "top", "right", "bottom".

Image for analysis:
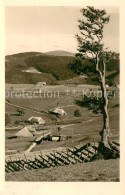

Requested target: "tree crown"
[
  {"left": 68, "top": 6, "right": 119, "bottom": 79},
  {"left": 76, "top": 6, "right": 110, "bottom": 60}
]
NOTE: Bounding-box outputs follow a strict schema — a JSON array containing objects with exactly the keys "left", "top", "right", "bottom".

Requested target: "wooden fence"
[
  {"left": 5, "top": 143, "right": 98, "bottom": 173},
  {"left": 5, "top": 141, "right": 120, "bottom": 173}
]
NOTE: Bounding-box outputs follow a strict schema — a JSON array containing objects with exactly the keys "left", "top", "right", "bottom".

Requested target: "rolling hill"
[
  {"left": 45, "top": 50, "right": 75, "bottom": 56},
  {"left": 5, "top": 51, "right": 76, "bottom": 84},
  {"left": 5, "top": 51, "right": 119, "bottom": 84}
]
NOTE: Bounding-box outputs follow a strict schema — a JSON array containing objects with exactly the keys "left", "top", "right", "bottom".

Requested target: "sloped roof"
[
  {"left": 28, "top": 116, "right": 45, "bottom": 124},
  {"left": 51, "top": 108, "right": 67, "bottom": 115},
  {"left": 15, "top": 127, "right": 33, "bottom": 137},
  {"left": 27, "top": 125, "right": 36, "bottom": 132},
  {"left": 36, "top": 82, "right": 46, "bottom": 86}
]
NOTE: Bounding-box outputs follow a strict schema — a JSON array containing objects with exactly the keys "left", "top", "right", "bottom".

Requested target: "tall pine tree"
[{"left": 70, "top": 6, "right": 118, "bottom": 147}]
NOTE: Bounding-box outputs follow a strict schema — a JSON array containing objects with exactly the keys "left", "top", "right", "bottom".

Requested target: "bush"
[
  {"left": 75, "top": 95, "right": 104, "bottom": 114},
  {"left": 17, "top": 108, "right": 25, "bottom": 116},
  {"left": 52, "top": 73, "right": 59, "bottom": 80},
  {"left": 14, "top": 120, "right": 20, "bottom": 125},
  {"left": 74, "top": 109, "right": 81, "bottom": 117}
]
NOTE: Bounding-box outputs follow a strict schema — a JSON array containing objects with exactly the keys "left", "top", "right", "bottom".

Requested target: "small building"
[
  {"left": 50, "top": 108, "right": 67, "bottom": 116},
  {"left": 28, "top": 116, "right": 45, "bottom": 125},
  {"left": 36, "top": 82, "right": 46, "bottom": 87},
  {"left": 15, "top": 127, "right": 33, "bottom": 137}
]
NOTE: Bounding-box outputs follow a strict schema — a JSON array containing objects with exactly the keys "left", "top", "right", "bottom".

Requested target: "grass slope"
[
  {"left": 5, "top": 91, "right": 119, "bottom": 152},
  {"left": 6, "top": 159, "right": 119, "bottom": 181}
]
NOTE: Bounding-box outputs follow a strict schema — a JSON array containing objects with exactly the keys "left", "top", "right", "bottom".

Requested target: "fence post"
[
  {"left": 24, "top": 153, "right": 30, "bottom": 170},
  {"left": 18, "top": 156, "right": 25, "bottom": 170},
  {"left": 87, "top": 144, "right": 89, "bottom": 158},
  {"left": 71, "top": 139, "right": 76, "bottom": 163},
  {"left": 93, "top": 138, "right": 95, "bottom": 147},
  {"left": 65, "top": 140, "right": 67, "bottom": 150},
  {"left": 71, "top": 139, "right": 74, "bottom": 148}
]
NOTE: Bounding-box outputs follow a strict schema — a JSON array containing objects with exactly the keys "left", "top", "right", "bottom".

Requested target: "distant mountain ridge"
[
  {"left": 44, "top": 50, "right": 75, "bottom": 56},
  {"left": 5, "top": 51, "right": 119, "bottom": 84},
  {"left": 5, "top": 51, "right": 76, "bottom": 84},
  {"left": 6, "top": 50, "right": 75, "bottom": 58}
]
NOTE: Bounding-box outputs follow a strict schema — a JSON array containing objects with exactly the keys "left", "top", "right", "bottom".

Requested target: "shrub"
[
  {"left": 14, "top": 120, "right": 20, "bottom": 125},
  {"left": 74, "top": 109, "right": 81, "bottom": 117},
  {"left": 17, "top": 108, "right": 25, "bottom": 116}
]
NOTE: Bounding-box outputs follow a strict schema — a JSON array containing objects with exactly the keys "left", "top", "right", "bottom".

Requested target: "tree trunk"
[
  {"left": 96, "top": 55, "right": 111, "bottom": 147},
  {"left": 100, "top": 76, "right": 111, "bottom": 145}
]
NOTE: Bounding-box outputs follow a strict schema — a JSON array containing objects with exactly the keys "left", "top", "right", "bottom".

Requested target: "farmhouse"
[
  {"left": 50, "top": 108, "right": 67, "bottom": 116},
  {"left": 28, "top": 116, "right": 45, "bottom": 125},
  {"left": 15, "top": 127, "right": 33, "bottom": 137}
]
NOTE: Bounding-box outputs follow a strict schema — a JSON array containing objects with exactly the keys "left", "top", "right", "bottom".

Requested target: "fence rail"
[
  {"left": 5, "top": 143, "right": 98, "bottom": 173},
  {"left": 5, "top": 141, "right": 119, "bottom": 173}
]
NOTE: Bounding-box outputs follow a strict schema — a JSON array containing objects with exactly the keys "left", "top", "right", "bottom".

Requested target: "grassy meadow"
[{"left": 5, "top": 83, "right": 119, "bottom": 153}]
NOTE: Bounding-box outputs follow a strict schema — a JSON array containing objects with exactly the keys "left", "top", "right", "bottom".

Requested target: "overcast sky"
[{"left": 5, "top": 6, "right": 119, "bottom": 55}]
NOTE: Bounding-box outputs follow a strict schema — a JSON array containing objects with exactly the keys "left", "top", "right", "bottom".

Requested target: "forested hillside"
[{"left": 5, "top": 51, "right": 119, "bottom": 84}]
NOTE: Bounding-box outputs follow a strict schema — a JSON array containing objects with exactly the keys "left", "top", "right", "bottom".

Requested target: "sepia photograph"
[{"left": 5, "top": 5, "right": 120, "bottom": 182}]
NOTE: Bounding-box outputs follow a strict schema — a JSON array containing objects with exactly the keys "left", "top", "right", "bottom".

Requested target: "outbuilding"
[
  {"left": 36, "top": 82, "right": 46, "bottom": 86},
  {"left": 50, "top": 108, "right": 67, "bottom": 116},
  {"left": 15, "top": 127, "right": 33, "bottom": 137},
  {"left": 28, "top": 116, "right": 45, "bottom": 125}
]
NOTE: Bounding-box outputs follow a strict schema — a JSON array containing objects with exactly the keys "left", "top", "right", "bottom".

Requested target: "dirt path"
[
  {"left": 58, "top": 105, "right": 74, "bottom": 108},
  {"left": 6, "top": 100, "right": 42, "bottom": 113},
  {"left": 5, "top": 100, "right": 57, "bottom": 121}
]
